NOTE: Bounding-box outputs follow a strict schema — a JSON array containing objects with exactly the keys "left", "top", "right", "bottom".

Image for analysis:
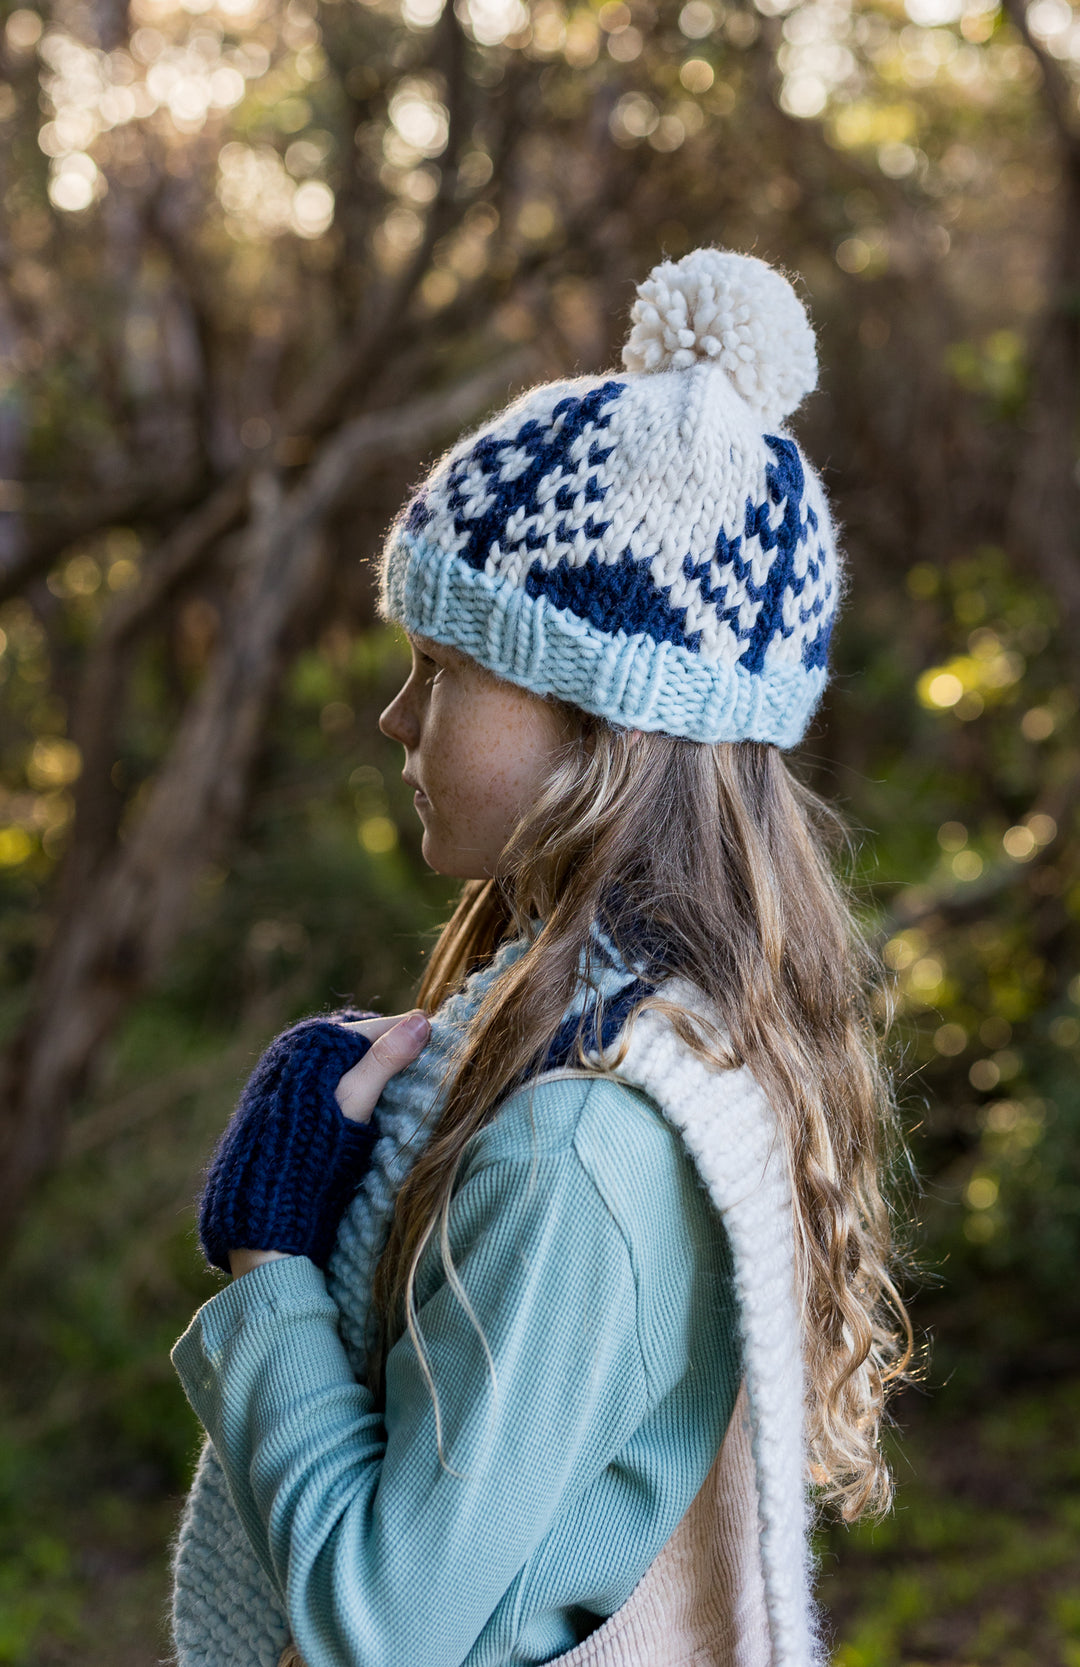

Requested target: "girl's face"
[{"left": 379, "top": 634, "right": 576, "bottom": 878}]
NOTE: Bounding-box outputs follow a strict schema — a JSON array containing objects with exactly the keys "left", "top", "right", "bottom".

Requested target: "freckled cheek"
[
  {"left": 424, "top": 697, "right": 547, "bottom": 845},
  {"left": 417, "top": 704, "right": 487, "bottom": 838},
  {"left": 439, "top": 744, "right": 510, "bottom": 841},
  {"left": 471, "top": 710, "right": 551, "bottom": 834}
]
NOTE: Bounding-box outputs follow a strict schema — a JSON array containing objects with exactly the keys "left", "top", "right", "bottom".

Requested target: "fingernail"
[{"left": 403, "top": 1010, "right": 430, "bottom": 1042}]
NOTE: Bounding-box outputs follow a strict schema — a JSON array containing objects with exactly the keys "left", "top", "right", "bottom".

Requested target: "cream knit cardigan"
[{"left": 174, "top": 964, "right": 822, "bottom": 1667}]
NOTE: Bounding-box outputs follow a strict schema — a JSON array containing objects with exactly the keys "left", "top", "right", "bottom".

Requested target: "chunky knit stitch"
[
  {"left": 379, "top": 247, "right": 841, "bottom": 748},
  {"left": 172, "top": 930, "right": 821, "bottom": 1667},
  {"left": 173, "top": 938, "right": 533, "bottom": 1663},
  {"left": 197, "top": 1008, "right": 378, "bottom": 1274}
]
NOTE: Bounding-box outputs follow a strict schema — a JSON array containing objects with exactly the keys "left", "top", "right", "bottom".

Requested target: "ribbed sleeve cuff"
[{"left": 172, "top": 1255, "right": 336, "bottom": 1425}]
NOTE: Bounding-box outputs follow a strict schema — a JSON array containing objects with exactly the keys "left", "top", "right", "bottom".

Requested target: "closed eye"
[
  {"left": 413, "top": 647, "right": 441, "bottom": 682},
  {"left": 408, "top": 633, "right": 454, "bottom": 683}
]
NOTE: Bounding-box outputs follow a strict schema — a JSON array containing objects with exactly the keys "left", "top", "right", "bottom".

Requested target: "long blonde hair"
[{"left": 370, "top": 715, "right": 913, "bottom": 1521}]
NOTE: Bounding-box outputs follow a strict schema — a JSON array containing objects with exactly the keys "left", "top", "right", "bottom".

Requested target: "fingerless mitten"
[{"left": 198, "top": 1008, "right": 380, "bottom": 1274}]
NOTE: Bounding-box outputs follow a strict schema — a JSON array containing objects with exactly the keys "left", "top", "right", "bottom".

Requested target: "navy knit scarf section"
[{"left": 539, "top": 913, "right": 668, "bottom": 1074}]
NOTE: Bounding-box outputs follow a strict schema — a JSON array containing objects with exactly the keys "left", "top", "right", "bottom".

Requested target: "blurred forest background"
[{"left": 0, "top": 0, "right": 1078, "bottom": 1650}]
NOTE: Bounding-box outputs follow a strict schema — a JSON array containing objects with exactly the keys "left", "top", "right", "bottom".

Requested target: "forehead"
[{"left": 405, "top": 629, "right": 584, "bottom": 732}]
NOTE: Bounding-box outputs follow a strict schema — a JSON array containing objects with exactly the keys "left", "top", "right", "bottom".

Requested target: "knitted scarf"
[{"left": 171, "top": 927, "right": 819, "bottom": 1667}]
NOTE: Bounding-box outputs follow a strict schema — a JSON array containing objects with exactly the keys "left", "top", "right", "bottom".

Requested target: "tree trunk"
[{"left": 0, "top": 357, "right": 532, "bottom": 1244}]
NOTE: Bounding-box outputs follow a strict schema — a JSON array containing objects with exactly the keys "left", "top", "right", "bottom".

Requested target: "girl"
[{"left": 172, "top": 246, "right": 911, "bottom": 1667}]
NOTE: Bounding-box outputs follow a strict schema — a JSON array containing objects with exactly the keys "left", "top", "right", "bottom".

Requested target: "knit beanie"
[{"left": 378, "top": 247, "right": 842, "bottom": 747}]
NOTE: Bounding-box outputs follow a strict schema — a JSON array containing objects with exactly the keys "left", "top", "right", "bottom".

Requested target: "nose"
[{"left": 379, "top": 680, "right": 419, "bottom": 750}]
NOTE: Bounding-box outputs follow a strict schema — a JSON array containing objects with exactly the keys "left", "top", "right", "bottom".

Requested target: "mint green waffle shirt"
[{"left": 172, "top": 1073, "right": 741, "bottom": 1667}]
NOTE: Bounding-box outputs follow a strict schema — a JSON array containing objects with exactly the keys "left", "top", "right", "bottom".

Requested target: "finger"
[
  {"left": 335, "top": 1011, "right": 430, "bottom": 1122},
  {"left": 368, "top": 1011, "right": 430, "bottom": 1073}
]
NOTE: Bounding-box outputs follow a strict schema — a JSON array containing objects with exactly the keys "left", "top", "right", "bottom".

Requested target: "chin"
[
  {"left": 420, "top": 832, "right": 462, "bottom": 877},
  {"left": 420, "top": 832, "right": 491, "bottom": 882}
]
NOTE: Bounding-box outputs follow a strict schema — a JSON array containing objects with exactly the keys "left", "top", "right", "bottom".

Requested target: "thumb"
[
  {"left": 369, "top": 1010, "right": 430, "bottom": 1075},
  {"left": 335, "top": 1011, "right": 430, "bottom": 1123}
]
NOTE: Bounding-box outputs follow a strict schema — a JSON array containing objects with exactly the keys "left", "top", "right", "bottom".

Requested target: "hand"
[
  {"left": 227, "top": 1012, "right": 430, "bottom": 1279},
  {"left": 198, "top": 1008, "right": 431, "bottom": 1277}
]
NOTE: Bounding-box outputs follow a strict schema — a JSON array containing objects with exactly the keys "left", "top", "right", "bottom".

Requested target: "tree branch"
[
  {"left": 279, "top": 1, "right": 476, "bottom": 444},
  {"left": 0, "top": 351, "right": 537, "bottom": 1242},
  {"left": 1000, "top": 0, "right": 1080, "bottom": 159}
]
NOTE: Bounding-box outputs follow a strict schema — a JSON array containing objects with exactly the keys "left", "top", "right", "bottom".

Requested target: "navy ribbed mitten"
[{"left": 198, "top": 1007, "right": 381, "bottom": 1273}]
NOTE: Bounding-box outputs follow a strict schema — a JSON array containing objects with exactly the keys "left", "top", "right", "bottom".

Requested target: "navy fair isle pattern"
[
  {"left": 403, "top": 384, "right": 833, "bottom": 678},
  {"left": 380, "top": 249, "right": 842, "bottom": 747},
  {"left": 406, "top": 381, "right": 622, "bottom": 562},
  {"left": 688, "top": 434, "right": 834, "bottom": 676}
]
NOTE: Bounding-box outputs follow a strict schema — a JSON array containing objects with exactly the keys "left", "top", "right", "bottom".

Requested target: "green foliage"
[
  {"left": 945, "top": 331, "right": 1030, "bottom": 422},
  {"left": 821, "top": 1379, "right": 1080, "bottom": 1664},
  {"left": 828, "top": 543, "right": 1080, "bottom": 1393}
]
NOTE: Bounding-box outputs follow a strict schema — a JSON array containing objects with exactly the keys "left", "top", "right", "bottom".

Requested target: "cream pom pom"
[{"left": 621, "top": 247, "right": 818, "bottom": 426}]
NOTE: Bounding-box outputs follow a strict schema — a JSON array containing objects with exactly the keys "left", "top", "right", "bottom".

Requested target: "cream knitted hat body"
[{"left": 380, "top": 247, "right": 841, "bottom": 747}]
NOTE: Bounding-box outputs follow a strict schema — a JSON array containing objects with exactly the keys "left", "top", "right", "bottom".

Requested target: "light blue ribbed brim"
[{"left": 381, "top": 529, "right": 828, "bottom": 747}]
